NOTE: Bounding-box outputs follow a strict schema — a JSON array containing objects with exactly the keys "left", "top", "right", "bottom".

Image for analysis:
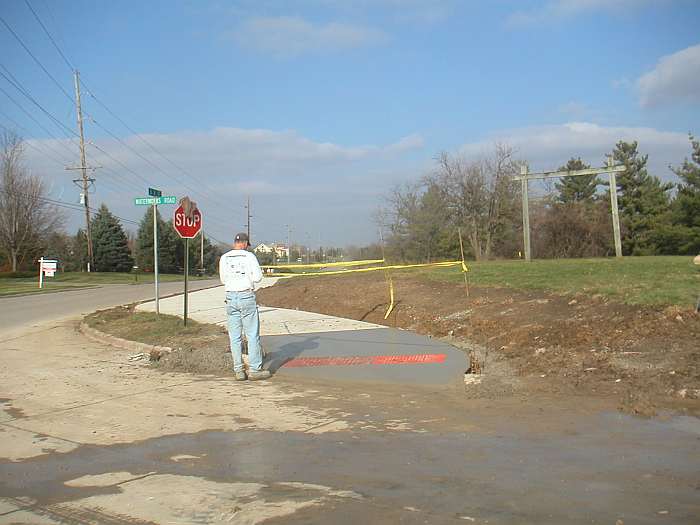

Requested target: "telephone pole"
[
  {"left": 286, "top": 224, "right": 292, "bottom": 263},
  {"left": 66, "top": 70, "right": 95, "bottom": 271},
  {"left": 244, "top": 196, "right": 252, "bottom": 241}
]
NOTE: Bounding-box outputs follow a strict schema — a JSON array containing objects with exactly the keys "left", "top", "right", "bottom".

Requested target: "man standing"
[{"left": 219, "top": 233, "right": 271, "bottom": 381}]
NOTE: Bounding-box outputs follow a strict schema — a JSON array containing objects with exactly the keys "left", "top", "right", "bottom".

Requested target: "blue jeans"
[{"left": 225, "top": 290, "right": 263, "bottom": 372}]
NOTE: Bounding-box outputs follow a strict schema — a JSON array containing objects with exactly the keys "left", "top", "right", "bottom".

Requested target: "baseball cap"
[{"left": 234, "top": 232, "right": 249, "bottom": 244}]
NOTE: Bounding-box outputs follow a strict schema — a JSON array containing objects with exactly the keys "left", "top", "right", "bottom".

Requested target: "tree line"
[
  {"left": 380, "top": 136, "right": 700, "bottom": 261},
  {"left": 0, "top": 133, "right": 222, "bottom": 274}
]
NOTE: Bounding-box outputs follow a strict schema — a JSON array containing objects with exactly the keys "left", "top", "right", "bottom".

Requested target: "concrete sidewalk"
[
  {"left": 136, "top": 277, "right": 385, "bottom": 336},
  {"left": 136, "top": 278, "right": 468, "bottom": 387}
]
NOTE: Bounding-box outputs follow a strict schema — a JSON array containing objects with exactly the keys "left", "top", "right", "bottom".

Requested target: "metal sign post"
[
  {"left": 184, "top": 238, "right": 189, "bottom": 326},
  {"left": 135, "top": 192, "right": 177, "bottom": 315},
  {"left": 173, "top": 197, "right": 202, "bottom": 327},
  {"left": 38, "top": 257, "right": 58, "bottom": 288},
  {"left": 153, "top": 203, "right": 159, "bottom": 314}
]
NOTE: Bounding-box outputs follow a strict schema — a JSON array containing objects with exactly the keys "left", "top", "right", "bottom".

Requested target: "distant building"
[
  {"left": 253, "top": 243, "right": 274, "bottom": 254},
  {"left": 253, "top": 243, "right": 289, "bottom": 259},
  {"left": 273, "top": 244, "right": 289, "bottom": 259}
]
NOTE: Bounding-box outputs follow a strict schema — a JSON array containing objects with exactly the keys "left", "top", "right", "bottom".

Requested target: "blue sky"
[{"left": 1, "top": 0, "right": 699, "bottom": 246}]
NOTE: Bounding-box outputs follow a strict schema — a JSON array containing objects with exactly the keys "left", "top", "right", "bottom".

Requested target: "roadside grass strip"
[{"left": 424, "top": 255, "right": 699, "bottom": 307}]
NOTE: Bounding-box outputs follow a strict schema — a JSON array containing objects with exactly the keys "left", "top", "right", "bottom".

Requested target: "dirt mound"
[{"left": 258, "top": 272, "right": 700, "bottom": 416}]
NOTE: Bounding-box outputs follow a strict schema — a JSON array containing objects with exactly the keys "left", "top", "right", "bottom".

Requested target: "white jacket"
[{"left": 218, "top": 249, "right": 263, "bottom": 292}]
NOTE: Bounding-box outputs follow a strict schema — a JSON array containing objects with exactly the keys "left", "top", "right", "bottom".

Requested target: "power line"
[
  {"left": 0, "top": 111, "right": 75, "bottom": 165},
  {"left": 0, "top": 66, "right": 79, "bottom": 143},
  {"left": 22, "top": 0, "right": 75, "bottom": 72},
  {"left": 0, "top": 121, "right": 72, "bottom": 167},
  {"left": 3, "top": 11, "right": 239, "bottom": 241},
  {"left": 0, "top": 187, "right": 228, "bottom": 252},
  {"left": 86, "top": 141, "right": 153, "bottom": 187},
  {"left": 79, "top": 81, "right": 244, "bottom": 213},
  {"left": 0, "top": 14, "right": 74, "bottom": 103},
  {"left": 0, "top": 187, "right": 140, "bottom": 226}
]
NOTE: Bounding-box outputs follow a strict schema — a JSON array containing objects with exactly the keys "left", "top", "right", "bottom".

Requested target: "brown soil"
[{"left": 258, "top": 272, "right": 700, "bottom": 417}]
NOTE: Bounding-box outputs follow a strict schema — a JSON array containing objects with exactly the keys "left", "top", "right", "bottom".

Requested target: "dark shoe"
[
  {"left": 248, "top": 369, "right": 271, "bottom": 381},
  {"left": 234, "top": 370, "right": 247, "bottom": 381}
]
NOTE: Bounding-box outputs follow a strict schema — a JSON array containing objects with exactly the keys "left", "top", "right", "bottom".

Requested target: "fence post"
[{"left": 520, "top": 165, "right": 531, "bottom": 261}]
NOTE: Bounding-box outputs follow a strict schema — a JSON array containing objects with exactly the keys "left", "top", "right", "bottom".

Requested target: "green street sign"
[
  {"left": 134, "top": 196, "right": 177, "bottom": 206},
  {"left": 148, "top": 187, "right": 162, "bottom": 197}
]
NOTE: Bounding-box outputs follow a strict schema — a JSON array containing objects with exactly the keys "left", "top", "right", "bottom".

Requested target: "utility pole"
[
  {"left": 66, "top": 70, "right": 95, "bottom": 271},
  {"left": 245, "top": 196, "right": 252, "bottom": 241},
  {"left": 286, "top": 224, "right": 291, "bottom": 263}
]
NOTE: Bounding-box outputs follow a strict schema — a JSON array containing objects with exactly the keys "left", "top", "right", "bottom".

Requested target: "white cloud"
[
  {"left": 233, "top": 16, "right": 387, "bottom": 57},
  {"left": 459, "top": 122, "right": 690, "bottom": 180},
  {"left": 637, "top": 43, "right": 700, "bottom": 108},
  {"left": 506, "top": 0, "right": 653, "bottom": 28},
  {"left": 24, "top": 127, "right": 423, "bottom": 244},
  {"left": 384, "top": 133, "right": 425, "bottom": 153}
]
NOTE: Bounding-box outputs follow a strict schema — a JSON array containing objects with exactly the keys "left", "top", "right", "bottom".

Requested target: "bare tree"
[
  {"left": 434, "top": 144, "right": 520, "bottom": 260},
  {"left": 0, "top": 132, "right": 64, "bottom": 271}
]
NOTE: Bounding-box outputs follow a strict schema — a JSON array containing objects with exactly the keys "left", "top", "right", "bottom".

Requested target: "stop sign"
[{"left": 173, "top": 205, "right": 202, "bottom": 238}]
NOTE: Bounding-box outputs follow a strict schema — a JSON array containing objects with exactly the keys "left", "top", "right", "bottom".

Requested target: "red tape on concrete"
[{"left": 282, "top": 354, "right": 447, "bottom": 368}]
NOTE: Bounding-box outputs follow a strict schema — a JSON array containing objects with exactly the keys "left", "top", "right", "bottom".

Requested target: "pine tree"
[
  {"left": 159, "top": 219, "right": 181, "bottom": 273},
  {"left": 71, "top": 229, "right": 88, "bottom": 271},
  {"left": 135, "top": 206, "right": 179, "bottom": 273},
  {"left": 610, "top": 141, "right": 673, "bottom": 255},
  {"left": 667, "top": 135, "right": 700, "bottom": 254},
  {"left": 91, "top": 204, "right": 134, "bottom": 272},
  {"left": 555, "top": 157, "right": 599, "bottom": 203}
]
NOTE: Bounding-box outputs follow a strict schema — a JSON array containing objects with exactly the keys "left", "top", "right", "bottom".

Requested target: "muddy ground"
[{"left": 257, "top": 272, "right": 700, "bottom": 417}]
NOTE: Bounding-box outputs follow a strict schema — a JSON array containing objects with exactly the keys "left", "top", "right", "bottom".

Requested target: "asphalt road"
[{"left": 0, "top": 279, "right": 221, "bottom": 334}]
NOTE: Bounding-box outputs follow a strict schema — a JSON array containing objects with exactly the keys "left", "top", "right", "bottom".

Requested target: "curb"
[{"left": 79, "top": 321, "right": 173, "bottom": 360}]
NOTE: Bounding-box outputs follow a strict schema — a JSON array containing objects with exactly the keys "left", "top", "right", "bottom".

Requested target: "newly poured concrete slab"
[
  {"left": 137, "top": 282, "right": 468, "bottom": 387},
  {"left": 263, "top": 328, "right": 468, "bottom": 387}
]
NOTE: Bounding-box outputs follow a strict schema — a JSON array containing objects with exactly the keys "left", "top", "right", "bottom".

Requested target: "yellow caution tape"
[
  {"left": 268, "top": 260, "right": 468, "bottom": 277},
  {"left": 384, "top": 277, "right": 395, "bottom": 320},
  {"left": 264, "top": 258, "right": 469, "bottom": 319},
  {"left": 262, "top": 258, "right": 384, "bottom": 270}
]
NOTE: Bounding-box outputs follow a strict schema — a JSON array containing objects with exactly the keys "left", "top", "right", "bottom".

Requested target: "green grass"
[
  {"left": 0, "top": 271, "right": 211, "bottom": 297},
  {"left": 421, "top": 256, "right": 700, "bottom": 307},
  {"left": 0, "top": 282, "right": 98, "bottom": 297},
  {"left": 84, "top": 307, "right": 209, "bottom": 347}
]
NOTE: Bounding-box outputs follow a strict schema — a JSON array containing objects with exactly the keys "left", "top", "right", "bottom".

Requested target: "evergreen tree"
[
  {"left": 91, "top": 204, "right": 134, "bottom": 272},
  {"left": 555, "top": 157, "right": 599, "bottom": 203},
  {"left": 44, "top": 232, "right": 72, "bottom": 271},
  {"left": 170, "top": 225, "right": 219, "bottom": 275},
  {"left": 70, "top": 229, "right": 88, "bottom": 271},
  {"left": 135, "top": 207, "right": 180, "bottom": 273},
  {"left": 159, "top": 219, "right": 181, "bottom": 273},
  {"left": 610, "top": 141, "right": 673, "bottom": 255},
  {"left": 665, "top": 135, "right": 700, "bottom": 254}
]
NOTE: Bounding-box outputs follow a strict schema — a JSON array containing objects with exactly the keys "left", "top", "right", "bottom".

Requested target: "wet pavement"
[{"left": 2, "top": 389, "right": 699, "bottom": 524}]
